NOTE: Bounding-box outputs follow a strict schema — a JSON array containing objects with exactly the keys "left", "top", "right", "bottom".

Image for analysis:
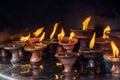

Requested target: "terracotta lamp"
[
  {"left": 104, "top": 41, "right": 120, "bottom": 77},
  {"left": 12, "top": 40, "right": 28, "bottom": 58},
  {"left": 59, "top": 37, "right": 78, "bottom": 54},
  {"left": 3, "top": 42, "right": 23, "bottom": 63},
  {"left": 55, "top": 52, "right": 79, "bottom": 73},
  {"left": 24, "top": 43, "right": 47, "bottom": 63}
]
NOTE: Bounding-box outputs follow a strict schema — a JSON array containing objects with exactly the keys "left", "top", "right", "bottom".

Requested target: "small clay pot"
[{"left": 59, "top": 37, "right": 78, "bottom": 53}]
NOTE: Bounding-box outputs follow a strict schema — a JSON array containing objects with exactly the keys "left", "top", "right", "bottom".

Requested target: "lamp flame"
[
  {"left": 102, "top": 25, "right": 111, "bottom": 39},
  {"left": 39, "top": 32, "right": 45, "bottom": 42},
  {"left": 69, "top": 32, "right": 75, "bottom": 40},
  {"left": 111, "top": 41, "right": 119, "bottom": 57},
  {"left": 58, "top": 28, "right": 65, "bottom": 40},
  {"left": 50, "top": 23, "right": 59, "bottom": 39},
  {"left": 33, "top": 27, "right": 44, "bottom": 37},
  {"left": 82, "top": 16, "right": 91, "bottom": 30},
  {"left": 20, "top": 33, "right": 30, "bottom": 42},
  {"left": 55, "top": 74, "right": 59, "bottom": 79},
  {"left": 89, "top": 32, "right": 96, "bottom": 49}
]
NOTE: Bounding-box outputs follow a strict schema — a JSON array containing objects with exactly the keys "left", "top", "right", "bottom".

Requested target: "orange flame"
[
  {"left": 20, "top": 33, "right": 30, "bottom": 42},
  {"left": 69, "top": 32, "right": 75, "bottom": 40},
  {"left": 82, "top": 16, "right": 91, "bottom": 30},
  {"left": 110, "top": 41, "right": 119, "bottom": 57},
  {"left": 58, "top": 28, "right": 65, "bottom": 40},
  {"left": 50, "top": 23, "right": 59, "bottom": 39},
  {"left": 39, "top": 32, "right": 45, "bottom": 42},
  {"left": 89, "top": 32, "right": 96, "bottom": 49},
  {"left": 33, "top": 27, "right": 44, "bottom": 37},
  {"left": 55, "top": 74, "right": 59, "bottom": 79},
  {"left": 102, "top": 25, "right": 111, "bottom": 39}
]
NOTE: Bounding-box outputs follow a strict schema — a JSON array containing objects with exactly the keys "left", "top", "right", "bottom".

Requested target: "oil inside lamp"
[{"left": 104, "top": 41, "right": 120, "bottom": 76}]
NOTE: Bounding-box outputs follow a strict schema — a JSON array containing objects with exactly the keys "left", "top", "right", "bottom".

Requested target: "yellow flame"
[
  {"left": 40, "top": 65, "right": 44, "bottom": 70},
  {"left": 33, "top": 27, "right": 44, "bottom": 37},
  {"left": 69, "top": 32, "right": 75, "bottom": 40},
  {"left": 58, "top": 28, "right": 65, "bottom": 40},
  {"left": 55, "top": 74, "right": 59, "bottom": 79},
  {"left": 89, "top": 32, "right": 96, "bottom": 49},
  {"left": 20, "top": 33, "right": 30, "bottom": 42},
  {"left": 39, "top": 32, "right": 45, "bottom": 42},
  {"left": 50, "top": 23, "right": 59, "bottom": 39},
  {"left": 56, "top": 62, "right": 62, "bottom": 66},
  {"left": 82, "top": 16, "right": 91, "bottom": 30},
  {"left": 102, "top": 25, "right": 111, "bottom": 39},
  {"left": 110, "top": 41, "right": 119, "bottom": 57}
]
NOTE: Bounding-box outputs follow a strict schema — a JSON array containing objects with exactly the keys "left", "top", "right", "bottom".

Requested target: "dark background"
[{"left": 0, "top": 0, "right": 120, "bottom": 42}]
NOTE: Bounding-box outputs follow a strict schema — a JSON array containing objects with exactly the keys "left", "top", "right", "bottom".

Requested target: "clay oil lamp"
[
  {"left": 96, "top": 25, "right": 111, "bottom": 51},
  {"left": 71, "top": 16, "right": 93, "bottom": 49},
  {"left": 24, "top": 32, "right": 47, "bottom": 68},
  {"left": 59, "top": 32, "right": 78, "bottom": 54},
  {"left": 55, "top": 31, "right": 79, "bottom": 75},
  {"left": 55, "top": 52, "right": 79, "bottom": 74},
  {"left": 3, "top": 42, "right": 23, "bottom": 63},
  {"left": 0, "top": 44, "right": 7, "bottom": 57},
  {"left": 80, "top": 32, "right": 103, "bottom": 74},
  {"left": 104, "top": 41, "right": 120, "bottom": 76},
  {"left": 11, "top": 33, "right": 30, "bottom": 58}
]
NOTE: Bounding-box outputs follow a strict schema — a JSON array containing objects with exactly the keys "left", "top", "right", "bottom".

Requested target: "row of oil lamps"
[{"left": 0, "top": 16, "right": 120, "bottom": 79}]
